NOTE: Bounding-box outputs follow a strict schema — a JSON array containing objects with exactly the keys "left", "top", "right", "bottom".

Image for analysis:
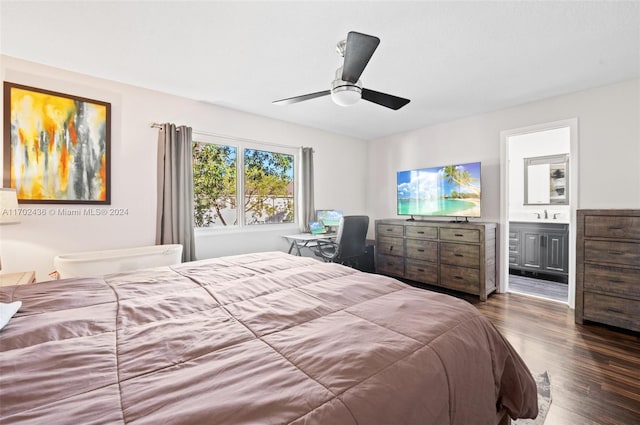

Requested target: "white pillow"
[{"left": 0, "top": 301, "right": 22, "bottom": 330}]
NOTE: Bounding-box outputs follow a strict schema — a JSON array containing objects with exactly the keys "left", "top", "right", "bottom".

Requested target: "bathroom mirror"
[{"left": 524, "top": 154, "right": 569, "bottom": 205}]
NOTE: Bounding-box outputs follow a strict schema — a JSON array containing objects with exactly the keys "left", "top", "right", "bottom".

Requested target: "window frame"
[{"left": 192, "top": 133, "right": 299, "bottom": 232}]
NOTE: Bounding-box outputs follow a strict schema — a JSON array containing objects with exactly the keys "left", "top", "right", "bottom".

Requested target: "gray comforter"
[{"left": 0, "top": 251, "right": 537, "bottom": 424}]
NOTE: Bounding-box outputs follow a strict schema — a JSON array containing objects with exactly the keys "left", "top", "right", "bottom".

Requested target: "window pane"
[
  {"left": 192, "top": 142, "right": 237, "bottom": 227},
  {"left": 244, "top": 148, "right": 294, "bottom": 225}
]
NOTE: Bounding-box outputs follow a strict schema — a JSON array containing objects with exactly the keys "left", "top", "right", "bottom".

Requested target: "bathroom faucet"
[
  {"left": 544, "top": 209, "right": 548, "bottom": 219},
  {"left": 553, "top": 213, "right": 560, "bottom": 220}
]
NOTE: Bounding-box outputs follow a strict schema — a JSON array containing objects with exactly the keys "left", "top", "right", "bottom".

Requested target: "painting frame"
[{"left": 3, "top": 82, "right": 111, "bottom": 204}]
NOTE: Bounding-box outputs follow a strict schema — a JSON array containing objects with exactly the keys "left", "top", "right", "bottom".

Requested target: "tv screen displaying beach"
[{"left": 397, "top": 162, "right": 481, "bottom": 217}]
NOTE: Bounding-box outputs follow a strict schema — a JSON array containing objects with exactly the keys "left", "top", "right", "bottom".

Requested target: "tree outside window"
[{"left": 192, "top": 142, "right": 295, "bottom": 228}]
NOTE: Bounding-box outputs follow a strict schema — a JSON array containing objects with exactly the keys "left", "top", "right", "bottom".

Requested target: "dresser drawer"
[
  {"left": 583, "top": 264, "right": 640, "bottom": 299},
  {"left": 583, "top": 292, "right": 640, "bottom": 332},
  {"left": 377, "top": 236, "right": 404, "bottom": 257},
  {"left": 440, "top": 227, "right": 480, "bottom": 243},
  {"left": 405, "top": 259, "right": 438, "bottom": 285},
  {"left": 509, "top": 255, "right": 520, "bottom": 267},
  {"left": 377, "top": 224, "right": 404, "bottom": 237},
  {"left": 440, "top": 264, "right": 480, "bottom": 295},
  {"left": 584, "top": 240, "right": 640, "bottom": 267},
  {"left": 405, "top": 225, "right": 438, "bottom": 239},
  {"left": 585, "top": 215, "right": 640, "bottom": 240},
  {"left": 377, "top": 254, "right": 404, "bottom": 277},
  {"left": 440, "top": 242, "right": 480, "bottom": 268},
  {"left": 405, "top": 239, "right": 437, "bottom": 262},
  {"left": 508, "top": 239, "right": 519, "bottom": 253}
]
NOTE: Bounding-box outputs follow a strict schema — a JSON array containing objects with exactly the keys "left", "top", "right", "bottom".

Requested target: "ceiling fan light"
[{"left": 331, "top": 85, "right": 362, "bottom": 107}]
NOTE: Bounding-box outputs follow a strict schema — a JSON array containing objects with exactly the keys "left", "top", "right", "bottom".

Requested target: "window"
[
  {"left": 243, "top": 148, "right": 294, "bottom": 225},
  {"left": 192, "top": 143, "right": 237, "bottom": 227},
  {"left": 192, "top": 138, "right": 295, "bottom": 228}
]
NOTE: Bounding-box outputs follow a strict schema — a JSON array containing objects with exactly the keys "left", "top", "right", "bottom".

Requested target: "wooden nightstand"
[{"left": 0, "top": 271, "right": 36, "bottom": 287}]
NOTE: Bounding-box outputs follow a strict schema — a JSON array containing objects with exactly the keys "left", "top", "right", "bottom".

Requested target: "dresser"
[
  {"left": 375, "top": 219, "right": 497, "bottom": 300},
  {"left": 575, "top": 209, "right": 640, "bottom": 332}
]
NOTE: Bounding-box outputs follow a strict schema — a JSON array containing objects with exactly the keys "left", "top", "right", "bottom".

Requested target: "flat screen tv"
[
  {"left": 316, "top": 209, "right": 343, "bottom": 227},
  {"left": 397, "top": 162, "right": 481, "bottom": 218}
]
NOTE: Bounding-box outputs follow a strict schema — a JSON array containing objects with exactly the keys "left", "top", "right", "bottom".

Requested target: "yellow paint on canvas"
[
  {"left": 11, "top": 88, "right": 75, "bottom": 148},
  {"left": 9, "top": 87, "right": 107, "bottom": 201}
]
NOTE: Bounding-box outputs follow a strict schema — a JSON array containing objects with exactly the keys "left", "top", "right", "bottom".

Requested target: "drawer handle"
[
  {"left": 386, "top": 262, "right": 395, "bottom": 266},
  {"left": 454, "top": 276, "right": 464, "bottom": 280},
  {"left": 454, "top": 233, "right": 464, "bottom": 237},
  {"left": 417, "top": 268, "right": 425, "bottom": 272},
  {"left": 606, "top": 308, "right": 623, "bottom": 314},
  {"left": 607, "top": 250, "right": 623, "bottom": 256},
  {"left": 417, "top": 231, "right": 425, "bottom": 234},
  {"left": 417, "top": 249, "right": 425, "bottom": 252},
  {"left": 386, "top": 228, "right": 393, "bottom": 232},
  {"left": 608, "top": 226, "right": 623, "bottom": 230},
  {"left": 608, "top": 279, "right": 623, "bottom": 284},
  {"left": 454, "top": 253, "right": 464, "bottom": 257},
  {"left": 389, "top": 246, "right": 394, "bottom": 251}
]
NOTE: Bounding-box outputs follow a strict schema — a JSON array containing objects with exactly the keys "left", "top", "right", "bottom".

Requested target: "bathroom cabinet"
[{"left": 509, "top": 221, "right": 569, "bottom": 277}]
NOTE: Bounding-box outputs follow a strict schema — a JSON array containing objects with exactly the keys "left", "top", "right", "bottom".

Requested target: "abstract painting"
[{"left": 3, "top": 82, "right": 110, "bottom": 204}]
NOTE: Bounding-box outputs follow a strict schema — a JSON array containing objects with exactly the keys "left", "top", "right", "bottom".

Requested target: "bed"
[{"left": 0, "top": 251, "right": 538, "bottom": 424}]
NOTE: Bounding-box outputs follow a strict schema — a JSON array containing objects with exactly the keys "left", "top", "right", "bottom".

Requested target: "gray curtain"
[
  {"left": 156, "top": 123, "right": 196, "bottom": 262},
  {"left": 298, "top": 147, "right": 315, "bottom": 232}
]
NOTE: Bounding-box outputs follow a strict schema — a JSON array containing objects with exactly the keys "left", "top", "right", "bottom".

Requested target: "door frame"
[{"left": 499, "top": 118, "right": 578, "bottom": 308}]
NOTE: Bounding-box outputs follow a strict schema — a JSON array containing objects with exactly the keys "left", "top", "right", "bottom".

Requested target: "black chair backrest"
[{"left": 335, "top": 215, "right": 370, "bottom": 260}]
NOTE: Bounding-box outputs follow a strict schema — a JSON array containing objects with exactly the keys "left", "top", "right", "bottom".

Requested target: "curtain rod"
[{"left": 150, "top": 122, "right": 306, "bottom": 150}]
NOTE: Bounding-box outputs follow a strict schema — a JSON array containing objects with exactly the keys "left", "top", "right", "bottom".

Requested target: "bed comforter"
[{"left": 0, "top": 251, "right": 537, "bottom": 424}]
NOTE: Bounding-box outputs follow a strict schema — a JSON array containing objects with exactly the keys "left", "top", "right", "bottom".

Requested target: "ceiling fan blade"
[
  {"left": 272, "top": 90, "right": 331, "bottom": 105},
  {"left": 361, "top": 88, "right": 410, "bottom": 110},
  {"left": 342, "top": 31, "right": 380, "bottom": 83}
]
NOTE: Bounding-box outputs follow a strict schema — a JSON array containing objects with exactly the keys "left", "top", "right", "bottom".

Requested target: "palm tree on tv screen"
[{"left": 442, "top": 165, "right": 479, "bottom": 198}]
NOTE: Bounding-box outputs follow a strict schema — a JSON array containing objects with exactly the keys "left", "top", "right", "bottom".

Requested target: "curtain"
[
  {"left": 156, "top": 123, "right": 196, "bottom": 262},
  {"left": 298, "top": 147, "right": 315, "bottom": 232}
]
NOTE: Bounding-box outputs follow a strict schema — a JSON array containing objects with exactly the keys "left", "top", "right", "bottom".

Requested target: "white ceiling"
[{"left": 1, "top": 1, "right": 639, "bottom": 140}]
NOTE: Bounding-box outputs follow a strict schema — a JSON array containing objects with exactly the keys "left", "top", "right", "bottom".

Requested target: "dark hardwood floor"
[{"left": 471, "top": 293, "right": 640, "bottom": 425}]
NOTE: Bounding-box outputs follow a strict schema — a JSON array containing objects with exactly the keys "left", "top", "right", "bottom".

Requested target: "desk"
[{"left": 282, "top": 233, "right": 336, "bottom": 256}]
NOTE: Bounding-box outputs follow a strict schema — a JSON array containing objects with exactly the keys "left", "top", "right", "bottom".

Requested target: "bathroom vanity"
[{"left": 508, "top": 221, "right": 569, "bottom": 278}]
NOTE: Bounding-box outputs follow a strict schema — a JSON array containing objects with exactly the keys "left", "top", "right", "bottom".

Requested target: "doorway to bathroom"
[{"left": 500, "top": 119, "right": 578, "bottom": 306}]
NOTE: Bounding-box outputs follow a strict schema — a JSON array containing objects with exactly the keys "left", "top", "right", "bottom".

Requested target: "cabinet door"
[
  {"left": 545, "top": 231, "right": 568, "bottom": 273},
  {"left": 522, "top": 231, "right": 542, "bottom": 269}
]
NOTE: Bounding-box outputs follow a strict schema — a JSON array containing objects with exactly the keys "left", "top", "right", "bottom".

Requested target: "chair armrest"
[{"left": 315, "top": 240, "right": 339, "bottom": 261}]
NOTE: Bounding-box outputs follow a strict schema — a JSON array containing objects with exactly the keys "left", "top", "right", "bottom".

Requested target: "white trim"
[{"left": 499, "top": 118, "right": 578, "bottom": 309}]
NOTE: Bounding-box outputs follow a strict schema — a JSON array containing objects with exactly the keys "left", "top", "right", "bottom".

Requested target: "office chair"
[{"left": 313, "top": 215, "right": 370, "bottom": 268}]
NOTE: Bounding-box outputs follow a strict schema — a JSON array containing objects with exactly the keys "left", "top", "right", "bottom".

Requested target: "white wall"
[
  {"left": 367, "top": 78, "right": 640, "bottom": 220},
  {"left": 2, "top": 55, "right": 638, "bottom": 283},
  {"left": 366, "top": 78, "right": 640, "bottom": 286},
  {"left": 0, "top": 56, "right": 368, "bottom": 281}
]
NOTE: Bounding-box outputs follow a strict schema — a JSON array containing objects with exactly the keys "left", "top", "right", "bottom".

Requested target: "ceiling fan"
[{"left": 272, "top": 31, "right": 410, "bottom": 110}]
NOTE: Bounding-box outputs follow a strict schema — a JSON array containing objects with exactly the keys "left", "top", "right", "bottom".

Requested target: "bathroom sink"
[{"left": 509, "top": 218, "right": 569, "bottom": 224}]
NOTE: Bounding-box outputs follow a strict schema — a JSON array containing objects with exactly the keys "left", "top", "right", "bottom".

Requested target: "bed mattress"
[{"left": 0, "top": 251, "right": 537, "bottom": 424}]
